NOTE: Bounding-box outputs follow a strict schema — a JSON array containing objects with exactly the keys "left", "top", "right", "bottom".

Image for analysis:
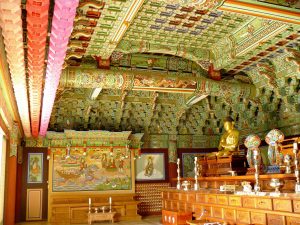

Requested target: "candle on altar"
[
  {"left": 89, "top": 197, "right": 91, "bottom": 205},
  {"left": 177, "top": 158, "right": 180, "bottom": 164},
  {"left": 294, "top": 142, "right": 298, "bottom": 150},
  {"left": 109, "top": 197, "right": 112, "bottom": 204}
]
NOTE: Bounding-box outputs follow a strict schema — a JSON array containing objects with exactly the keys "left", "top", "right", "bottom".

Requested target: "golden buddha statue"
[{"left": 217, "top": 117, "right": 240, "bottom": 157}]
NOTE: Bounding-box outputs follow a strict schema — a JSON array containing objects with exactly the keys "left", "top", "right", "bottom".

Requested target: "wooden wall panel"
[
  {"left": 136, "top": 182, "right": 170, "bottom": 215},
  {"left": 26, "top": 189, "right": 42, "bottom": 220}
]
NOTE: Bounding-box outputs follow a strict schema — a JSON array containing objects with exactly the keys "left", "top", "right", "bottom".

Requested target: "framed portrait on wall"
[
  {"left": 27, "top": 153, "right": 43, "bottom": 183},
  {"left": 181, "top": 152, "right": 206, "bottom": 178},
  {"left": 135, "top": 149, "right": 168, "bottom": 182},
  {"left": 177, "top": 148, "right": 216, "bottom": 178}
]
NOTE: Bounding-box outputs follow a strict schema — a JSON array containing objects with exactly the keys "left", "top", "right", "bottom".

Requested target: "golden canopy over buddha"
[{"left": 217, "top": 117, "right": 240, "bottom": 157}]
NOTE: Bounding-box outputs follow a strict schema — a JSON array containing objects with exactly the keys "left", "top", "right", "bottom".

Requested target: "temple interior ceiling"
[{"left": 0, "top": 0, "right": 299, "bottom": 140}]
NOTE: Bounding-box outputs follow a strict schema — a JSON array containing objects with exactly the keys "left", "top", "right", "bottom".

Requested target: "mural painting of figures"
[
  {"left": 118, "top": 154, "right": 126, "bottom": 173},
  {"left": 52, "top": 148, "right": 132, "bottom": 192},
  {"left": 101, "top": 153, "right": 107, "bottom": 169}
]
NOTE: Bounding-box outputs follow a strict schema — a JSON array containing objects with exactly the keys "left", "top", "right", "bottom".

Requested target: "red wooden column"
[
  {"left": 4, "top": 147, "right": 17, "bottom": 225},
  {"left": 168, "top": 135, "right": 178, "bottom": 187}
]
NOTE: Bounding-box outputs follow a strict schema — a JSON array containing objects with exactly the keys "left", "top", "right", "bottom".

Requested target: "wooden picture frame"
[
  {"left": 27, "top": 153, "right": 43, "bottom": 183},
  {"left": 135, "top": 149, "right": 168, "bottom": 182}
]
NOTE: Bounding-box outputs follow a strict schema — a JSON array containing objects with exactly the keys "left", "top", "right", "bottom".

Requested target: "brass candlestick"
[
  {"left": 176, "top": 158, "right": 181, "bottom": 190},
  {"left": 293, "top": 141, "right": 300, "bottom": 193},
  {"left": 109, "top": 197, "right": 112, "bottom": 212},
  {"left": 194, "top": 157, "right": 199, "bottom": 190},
  {"left": 88, "top": 198, "right": 91, "bottom": 213},
  {"left": 253, "top": 149, "right": 261, "bottom": 192}
]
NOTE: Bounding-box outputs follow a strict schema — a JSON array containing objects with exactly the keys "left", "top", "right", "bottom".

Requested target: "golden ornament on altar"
[{"left": 217, "top": 117, "right": 240, "bottom": 157}]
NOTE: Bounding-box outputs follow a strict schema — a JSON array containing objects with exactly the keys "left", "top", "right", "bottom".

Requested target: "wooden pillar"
[
  {"left": 4, "top": 155, "right": 17, "bottom": 225},
  {"left": 15, "top": 162, "right": 22, "bottom": 223},
  {"left": 168, "top": 135, "right": 177, "bottom": 187}
]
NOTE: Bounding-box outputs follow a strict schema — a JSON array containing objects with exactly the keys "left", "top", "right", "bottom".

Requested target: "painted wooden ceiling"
[{"left": 0, "top": 0, "right": 299, "bottom": 141}]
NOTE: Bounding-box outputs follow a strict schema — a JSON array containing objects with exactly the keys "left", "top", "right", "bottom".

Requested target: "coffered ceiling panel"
[{"left": 0, "top": 0, "right": 299, "bottom": 140}]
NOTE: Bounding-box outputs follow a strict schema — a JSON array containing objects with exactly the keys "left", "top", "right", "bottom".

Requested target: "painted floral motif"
[
  {"left": 245, "top": 134, "right": 261, "bottom": 168},
  {"left": 265, "top": 129, "right": 285, "bottom": 146},
  {"left": 265, "top": 129, "right": 285, "bottom": 166},
  {"left": 244, "top": 134, "right": 261, "bottom": 148}
]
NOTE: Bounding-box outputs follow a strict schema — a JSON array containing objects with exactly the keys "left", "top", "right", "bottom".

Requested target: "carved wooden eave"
[{"left": 25, "top": 130, "right": 144, "bottom": 149}]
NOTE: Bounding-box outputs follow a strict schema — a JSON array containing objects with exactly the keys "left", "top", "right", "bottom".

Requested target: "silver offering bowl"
[
  {"left": 181, "top": 180, "right": 191, "bottom": 191},
  {"left": 270, "top": 178, "right": 283, "bottom": 193}
]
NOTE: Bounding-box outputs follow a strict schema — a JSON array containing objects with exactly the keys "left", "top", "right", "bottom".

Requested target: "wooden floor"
[{"left": 16, "top": 216, "right": 162, "bottom": 225}]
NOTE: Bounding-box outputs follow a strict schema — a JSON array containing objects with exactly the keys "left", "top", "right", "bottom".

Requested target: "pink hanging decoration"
[
  {"left": 0, "top": 0, "right": 31, "bottom": 137},
  {"left": 26, "top": 0, "right": 50, "bottom": 137},
  {"left": 39, "top": 0, "right": 79, "bottom": 136}
]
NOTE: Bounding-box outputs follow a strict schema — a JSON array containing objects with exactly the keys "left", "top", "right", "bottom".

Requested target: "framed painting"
[
  {"left": 27, "top": 153, "right": 43, "bottom": 183},
  {"left": 135, "top": 149, "right": 168, "bottom": 182},
  {"left": 177, "top": 148, "right": 216, "bottom": 178},
  {"left": 181, "top": 153, "right": 207, "bottom": 177}
]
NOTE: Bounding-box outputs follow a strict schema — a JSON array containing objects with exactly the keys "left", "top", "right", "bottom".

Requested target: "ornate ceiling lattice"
[
  {"left": 49, "top": 56, "right": 299, "bottom": 138},
  {"left": 121, "top": 2, "right": 251, "bottom": 50},
  {"left": 86, "top": 0, "right": 144, "bottom": 59},
  {"left": 64, "top": 0, "right": 106, "bottom": 67},
  {"left": 0, "top": 0, "right": 299, "bottom": 141},
  {"left": 213, "top": 19, "right": 299, "bottom": 74}
]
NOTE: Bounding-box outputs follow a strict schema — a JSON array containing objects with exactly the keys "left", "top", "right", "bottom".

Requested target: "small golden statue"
[{"left": 217, "top": 117, "right": 240, "bottom": 157}]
